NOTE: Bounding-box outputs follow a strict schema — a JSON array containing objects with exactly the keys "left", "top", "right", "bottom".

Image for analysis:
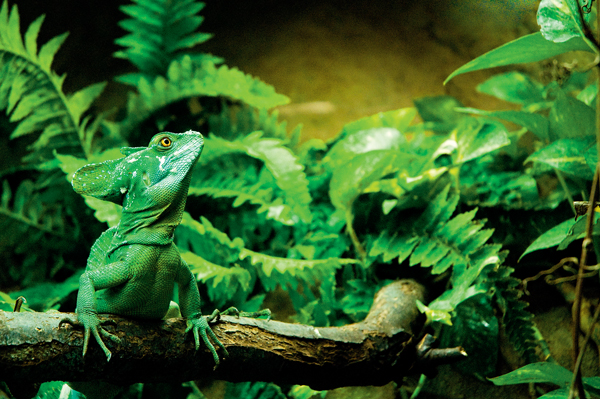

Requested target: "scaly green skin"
[{"left": 71, "top": 131, "right": 227, "bottom": 364}]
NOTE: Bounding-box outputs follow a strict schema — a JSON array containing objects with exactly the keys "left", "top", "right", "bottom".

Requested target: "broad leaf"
[
  {"left": 445, "top": 33, "right": 594, "bottom": 84},
  {"left": 329, "top": 150, "right": 400, "bottom": 215},
  {"left": 537, "top": 0, "right": 589, "bottom": 43},
  {"left": 490, "top": 362, "right": 573, "bottom": 387},
  {"left": 526, "top": 137, "right": 595, "bottom": 179},
  {"left": 520, "top": 218, "right": 577, "bottom": 260},
  {"left": 459, "top": 108, "right": 549, "bottom": 142},
  {"left": 477, "top": 72, "right": 545, "bottom": 105},
  {"left": 548, "top": 90, "right": 595, "bottom": 141}
]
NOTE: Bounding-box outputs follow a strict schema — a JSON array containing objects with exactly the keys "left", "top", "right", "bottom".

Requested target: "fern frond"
[
  {"left": 0, "top": 0, "right": 105, "bottom": 163},
  {"left": 0, "top": 179, "right": 65, "bottom": 238},
  {"left": 114, "top": 0, "right": 223, "bottom": 85},
  {"left": 189, "top": 174, "right": 297, "bottom": 226},
  {"left": 119, "top": 56, "right": 290, "bottom": 137},
  {"left": 488, "top": 265, "right": 540, "bottom": 363},
  {"left": 0, "top": 179, "right": 71, "bottom": 286},
  {"left": 209, "top": 102, "right": 300, "bottom": 142},
  {"left": 178, "top": 213, "right": 357, "bottom": 294},
  {"left": 180, "top": 249, "right": 252, "bottom": 304},
  {"left": 240, "top": 247, "right": 356, "bottom": 292},
  {"left": 369, "top": 185, "right": 499, "bottom": 274},
  {"left": 195, "top": 132, "right": 312, "bottom": 224}
]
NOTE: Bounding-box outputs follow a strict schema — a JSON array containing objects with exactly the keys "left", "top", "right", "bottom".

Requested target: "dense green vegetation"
[{"left": 0, "top": 0, "right": 599, "bottom": 398}]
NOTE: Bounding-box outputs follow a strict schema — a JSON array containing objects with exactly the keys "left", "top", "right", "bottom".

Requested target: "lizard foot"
[
  {"left": 77, "top": 312, "right": 121, "bottom": 362},
  {"left": 186, "top": 313, "right": 228, "bottom": 369}
]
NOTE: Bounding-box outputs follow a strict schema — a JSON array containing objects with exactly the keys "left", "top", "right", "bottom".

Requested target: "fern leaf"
[
  {"left": 181, "top": 249, "right": 252, "bottom": 305},
  {"left": 0, "top": 179, "right": 64, "bottom": 238},
  {"left": 369, "top": 185, "right": 499, "bottom": 276},
  {"left": 189, "top": 176, "right": 297, "bottom": 226},
  {"left": 240, "top": 248, "right": 356, "bottom": 291},
  {"left": 119, "top": 56, "right": 289, "bottom": 137},
  {"left": 195, "top": 132, "right": 312, "bottom": 223},
  {"left": 114, "top": 0, "right": 222, "bottom": 83},
  {"left": 178, "top": 213, "right": 357, "bottom": 293},
  {"left": 0, "top": 1, "right": 105, "bottom": 163},
  {"left": 0, "top": 179, "right": 71, "bottom": 287},
  {"left": 488, "top": 265, "right": 540, "bottom": 363},
  {"left": 208, "top": 102, "right": 298, "bottom": 141}
]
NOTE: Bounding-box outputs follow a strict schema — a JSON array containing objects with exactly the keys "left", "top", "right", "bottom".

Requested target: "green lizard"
[{"left": 67, "top": 131, "right": 229, "bottom": 365}]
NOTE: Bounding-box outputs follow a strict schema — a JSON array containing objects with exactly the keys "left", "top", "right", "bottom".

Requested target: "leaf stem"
[
  {"left": 555, "top": 169, "right": 576, "bottom": 215},
  {"left": 345, "top": 209, "right": 366, "bottom": 261}
]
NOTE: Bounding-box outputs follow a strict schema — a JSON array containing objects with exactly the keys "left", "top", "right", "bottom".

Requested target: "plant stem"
[
  {"left": 555, "top": 169, "right": 576, "bottom": 215},
  {"left": 345, "top": 209, "right": 366, "bottom": 260},
  {"left": 569, "top": 166, "right": 598, "bottom": 399}
]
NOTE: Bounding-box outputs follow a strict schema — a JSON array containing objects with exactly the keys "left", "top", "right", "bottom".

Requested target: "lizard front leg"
[
  {"left": 75, "top": 263, "right": 132, "bottom": 361},
  {"left": 176, "top": 259, "right": 227, "bottom": 367}
]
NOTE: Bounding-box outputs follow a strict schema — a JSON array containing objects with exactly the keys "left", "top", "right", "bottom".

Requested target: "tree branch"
[{"left": 0, "top": 280, "right": 439, "bottom": 390}]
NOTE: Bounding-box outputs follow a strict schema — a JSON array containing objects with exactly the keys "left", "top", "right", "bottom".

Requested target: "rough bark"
[{"left": 0, "top": 279, "right": 426, "bottom": 390}]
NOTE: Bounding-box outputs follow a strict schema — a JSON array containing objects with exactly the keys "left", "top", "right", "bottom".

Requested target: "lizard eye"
[{"left": 160, "top": 137, "right": 172, "bottom": 148}]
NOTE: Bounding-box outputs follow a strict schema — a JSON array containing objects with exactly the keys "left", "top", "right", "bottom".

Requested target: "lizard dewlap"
[{"left": 68, "top": 131, "right": 227, "bottom": 367}]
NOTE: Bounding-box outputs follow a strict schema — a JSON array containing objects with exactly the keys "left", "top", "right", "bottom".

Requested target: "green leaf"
[
  {"left": 526, "top": 137, "right": 595, "bottom": 179},
  {"left": 549, "top": 90, "right": 595, "bottom": 141},
  {"left": 416, "top": 300, "right": 453, "bottom": 325},
  {"left": 37, "top": 32, "right": 68, "bottom": 71},
  {"left": 199, "top": 132, "right": 312, "bottom": 223},
  {"left": 577, "top": 80, "right": 597, "bottom": 106},
  {"left": 477, "top": 72, "right": 545, "bottom": 105},
  {"left": 489, "top": 265, "right": 540, "bottom": 363},
  {"left": 9, "top": 270, "right": 82, "bottom": 311},
  {"left": 324, "top": 127, "right": 407, "bottom": 172},
  {"left": 537, "top": 0, "right": 589, "bottom": 43},
  {"left": 440, "top": 294, "right": 498, "bottom": 377},
  {"left": 458, "top": 108, "right": 549, "bottom": 142},
  {"left": 119, "top": 57, "right": 289, "bottom": 137},
  {"left": 445, "top": 32, "right": 594, "bottom": 84},
  {"left": 369, "top": 186, "right": 501, "bottom": 296},
  {"left": 288, "top": 385, "right": 326, "bottom": 399},
  {"left": 490, "top": 362, "right": 573, "bottom": 387},
  {"left": 0, "top": 1, "right": 104, "bottom": 163},
  {"left": 558, "top": 213, "right": 600, "bottom": 250},
  {"left": 240, "top": 248, "right": 356, "bottom": 288},
  {"left": 66, "top": 81, "right": 106, "bottom": 125},
  {"left": 583, "top": 376, "right": 600, "bottom": 396},
  {"left": 223, "top": 382, "right": 286, "bottom": 399},
  {"left": 520, "top": 218, "right": 577, "bottom": 260},
  {"left": 413, "top": 96, "right": 464, "bottom": 123},
  {"left": 451, "top": 118, "right": 510, "bottom": 165},
  {"left": 538, "top": 388, "right": 569, "bottom": 398},
  {"left": 114, "top": 0, "right": 215, "bottom": 78},
  {"left": 339, "top": 107, "right": 417, "bottom": 138},
  {"left": 329, "top": 150, "right": 399, "bottom": 215},
  {"left": 181, "top": 250, "right": 251, "bottom": 291}
]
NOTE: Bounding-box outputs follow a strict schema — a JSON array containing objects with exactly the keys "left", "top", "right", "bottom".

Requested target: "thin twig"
[
  {"left": 521, "top": 257, "right": 578, "bottom": 295},
  {"left": 568, "top": 165, "right": 599, "bottom": 399},
  {"left": 569, "top": 301, "right": 600, "bottom": 397}
]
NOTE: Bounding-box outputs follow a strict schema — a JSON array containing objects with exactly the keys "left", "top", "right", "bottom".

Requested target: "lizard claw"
[
  {"left": 78, "top": 311, "right": 119, "bottom": 362},
  {"left": 186, "top": 313, "right": 228, "bottom": 368}
]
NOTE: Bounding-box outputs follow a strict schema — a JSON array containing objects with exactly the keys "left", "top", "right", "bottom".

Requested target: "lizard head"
[
  {"left": 137, "top": 131, "right": 204, "bottom": 188},
  {"left": 72, "top": 131, "right": 204, "bottom": 205}
]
